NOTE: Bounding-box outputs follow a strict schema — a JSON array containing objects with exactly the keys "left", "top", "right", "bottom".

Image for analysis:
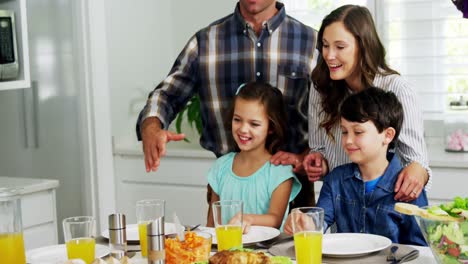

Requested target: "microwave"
[{"left": 0, "top": 10, "right": 19, "bottom": 80}]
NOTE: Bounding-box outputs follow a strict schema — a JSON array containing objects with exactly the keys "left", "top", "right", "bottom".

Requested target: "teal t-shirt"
[{"left": 207, "top": 152, "right": 302, "bottom": 230}]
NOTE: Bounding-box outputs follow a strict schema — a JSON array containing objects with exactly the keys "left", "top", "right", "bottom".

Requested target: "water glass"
[
  {"left": 291, "top": 207, "right": 324, "bottom": 264},
  {"left": 62, "top": 216, "right": 96, "bottom": 264},
  {"left": 212, "top": 200, "right": 243, "bottom": 251},
  {"left": 136, "top": 199, "right": 165, "bottom": 257}
]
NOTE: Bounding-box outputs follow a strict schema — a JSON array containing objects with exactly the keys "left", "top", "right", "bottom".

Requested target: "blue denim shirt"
[{"left": 317, "top": 153, "right": 428, "bottom": 246}]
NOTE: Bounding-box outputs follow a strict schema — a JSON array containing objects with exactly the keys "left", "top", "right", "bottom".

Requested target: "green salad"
[{"left": 424, "top": 196, "right": 468, "bottom": 264}]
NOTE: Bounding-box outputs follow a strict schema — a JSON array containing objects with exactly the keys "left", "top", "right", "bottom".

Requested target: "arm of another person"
[
  {"left": 270, "top": 149, "right": 309, "bottom": 175},
  {"left": 206, "top": 187, "right": 219, "bottom": 227},
  {"left": 390, "top": 82, "right": 431, "bottom": 202},
  {"left": 242, "top": 179, "right": 293, "bottom": 233},
  {"left": 283, "top": 173, "right": 335, "bottom": 235},
  {"left": 136, "top": 36, "right": 200, "bottom": 172},
  {"left": 304, "top": 86, "right": 329, "bottom": 181}
]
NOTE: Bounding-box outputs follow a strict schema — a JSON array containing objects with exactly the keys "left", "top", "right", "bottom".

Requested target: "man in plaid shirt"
[{"left": 137, "top": 0, "right": 318, "bottom": 208}]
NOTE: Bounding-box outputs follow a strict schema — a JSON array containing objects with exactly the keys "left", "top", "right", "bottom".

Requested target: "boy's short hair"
[{"left": 340, "top": 87, "right": 403, "bottom": 149}]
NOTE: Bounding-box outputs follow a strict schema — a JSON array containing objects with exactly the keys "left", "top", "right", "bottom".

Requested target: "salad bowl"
[{"left": 416, "top": 200, "right": 468, "bottom": 264}]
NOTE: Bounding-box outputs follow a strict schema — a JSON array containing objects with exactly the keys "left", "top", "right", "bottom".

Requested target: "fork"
[
  {"left": 184, "top": 224, "right": 201, "bottom": 231},
  {"left": 255, "top": 236, "right": 293, "bottom": 249},
  {"left": 391, "top": 249, "right": 419, "bottom": 264}
]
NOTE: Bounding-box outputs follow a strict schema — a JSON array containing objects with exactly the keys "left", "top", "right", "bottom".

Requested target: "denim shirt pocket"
[
  {"left": 374, "top": 204, "right": 401, "bottom": 241},
  {"left": 335, "top": 194, "right": 358, "bottom": 232}
]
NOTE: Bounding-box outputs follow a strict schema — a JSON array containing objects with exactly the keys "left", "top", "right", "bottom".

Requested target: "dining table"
[{"left": 94, "top": 229, "right": 438, "bottom": 264}]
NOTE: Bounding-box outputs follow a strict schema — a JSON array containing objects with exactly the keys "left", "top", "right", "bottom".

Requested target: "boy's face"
[
  {"left": 322, "top": 22, "right": 360, "bottom": 89},
  {"left": 340, "top": 118, "right": 394, "bottom": 165},
  {"left": 232, "top": 98, "right": 269, "bottom": 153}
]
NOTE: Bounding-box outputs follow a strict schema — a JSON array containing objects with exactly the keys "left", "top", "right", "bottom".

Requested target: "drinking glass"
[
  {"left": 212, "top": 200, "right": 243, "bottom": 251},
  {"left": 62, "top": 216, "right": 96, "bottom": 264},
  {"left": 291, "top": 207, "right": 324, "bottom": 264},
  {"left": 136, "top": 199, "right": 165, "bottom": 257},
  {"left": 0, "top": 188, "right": 26, "bottom": 264}
]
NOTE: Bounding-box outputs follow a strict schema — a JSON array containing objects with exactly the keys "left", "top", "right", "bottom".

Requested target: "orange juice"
[
  {"left": 215, "top": 225, "right": 242, "bottom": 251},
  {"left": 294, "top": 231, "right": 322, "bottom": 264},
  {"left": 66, "top": 237, "right": 95, "bottom": 264},
  {"left": 138, "top": 222, "right": 149, "bottom": 257},
  {"left": 0, "top": 232, "right": 26, "bottom": 264}
]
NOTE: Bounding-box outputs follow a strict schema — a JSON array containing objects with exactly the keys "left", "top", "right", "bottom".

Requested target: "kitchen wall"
[
  {"left": 107, "top": 0, "right": 237, "bottom": 147},
  {"left": 0, "top": 0, "right": 86, "bottom": 242}
]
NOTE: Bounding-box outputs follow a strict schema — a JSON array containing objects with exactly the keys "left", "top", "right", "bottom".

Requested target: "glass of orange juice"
[
  {"left": 136, "top": 199, "right": 165, "bottom": 258},
  {"left": 0, "top": 188, "right": 26, "bottom": 264},
  {"left": 291, "top": 207, "right": 324, "bottom": 264},
  {"left": 62, "top": 216, "right": 96, "bottom": 264},
  {"left": 212, "top": 200, "right": 243, "bottom": 251}
]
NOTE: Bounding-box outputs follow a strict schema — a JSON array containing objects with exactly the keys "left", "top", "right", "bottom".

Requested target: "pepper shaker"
[
  {"left": 108, "top": 213, "right": 127, "bottom": 259},
  {"left": 147, "top": 216, "right": 165, "bottom": 264}
]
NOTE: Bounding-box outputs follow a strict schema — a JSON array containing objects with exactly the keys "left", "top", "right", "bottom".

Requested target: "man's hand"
[
  {"left": 303, "top": 152, "right": 328, "bottom": 182},
  {"left": 141, "top": 117, "right": 185, "bottom": 172},
  {"left": 270, "top": 150, "right": 307, "bottom": 174},
  {"left": 394, "top": 162, "right": 428, "bottom": 202}
]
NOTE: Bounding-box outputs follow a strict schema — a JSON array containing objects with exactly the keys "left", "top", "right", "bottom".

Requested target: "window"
[
  {"left": 282, "top": 0, "right": 372, "bottom": 29},
  {"left": 376, "top": 0, "right": 468, "bottom": 118}
]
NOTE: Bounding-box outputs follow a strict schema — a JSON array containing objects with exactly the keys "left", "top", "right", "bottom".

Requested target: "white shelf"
[{"left": 0, "top": 0, "right": 31, "bottom": 91}]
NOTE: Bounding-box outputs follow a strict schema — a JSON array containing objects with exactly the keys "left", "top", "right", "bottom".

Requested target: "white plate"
[
  {"left": 322, "top": 233, "right": 392, "bottom": 257},
  {"left": 269, "top": 233, "right": 392, "bottom": 259},
  {"left": 101, "top": 223, "right": 176, "bottom": 242},
  {"left": 26, "top": 244, "right": 110, "bottom": 264},
  {"left": 198, "top": 226, "right": 280, "bottom": 245}
]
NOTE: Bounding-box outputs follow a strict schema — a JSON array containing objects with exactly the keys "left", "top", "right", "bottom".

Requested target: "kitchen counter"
[
  {"left": 0, "top": 176, "right": 59, "bottom": 194},
  {"left": 0, "top": 176, "right": 60, "bottom": 250}
]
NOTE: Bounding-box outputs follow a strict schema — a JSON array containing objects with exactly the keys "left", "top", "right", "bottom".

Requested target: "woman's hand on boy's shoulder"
[
  {"left": 394, "top": 162, "right": 428, "bottom": 202},
  {"left": 270, "top": 151, "right": 306, "bottom": 174}
]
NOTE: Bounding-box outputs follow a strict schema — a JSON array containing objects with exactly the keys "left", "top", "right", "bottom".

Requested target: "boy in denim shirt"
[{"left": 286, "top": 87, "right": 428, "bottom": 245}]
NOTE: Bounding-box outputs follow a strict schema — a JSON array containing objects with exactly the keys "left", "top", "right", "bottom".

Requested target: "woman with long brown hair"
[{"left": 304, "top": 5, "right": 431, "bottom": 202}]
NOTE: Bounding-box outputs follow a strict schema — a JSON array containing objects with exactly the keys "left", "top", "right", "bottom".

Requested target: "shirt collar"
[
  {"left": 234, "top": 2, "right": 286, "bottom": 34},
  {"left": 345, "top": 153, "right": 402, "bottom": 193}
]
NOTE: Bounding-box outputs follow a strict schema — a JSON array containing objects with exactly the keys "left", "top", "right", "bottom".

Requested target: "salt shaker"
[
  {"left": 147, "top": 216, "right": 165, "bottom": 264},
  {"left": 108, "top": 213, "right": 127, "bottom": 259}
]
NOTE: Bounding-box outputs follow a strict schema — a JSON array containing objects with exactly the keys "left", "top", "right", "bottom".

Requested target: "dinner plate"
[
  {"left": 101, "top": 223, "right": 177, "bottom": 242},
  {"left": 269, "top": 233, "right": 392, "bottom": 259},
  {"left": 198, "top": 226, "right": 280, "bottom": 245},
  {"left": 322, "top": 233, "right": 392, "bottom": 257},
  {"left": 26, "top": 244, "right": 110, "bottom": 264}
]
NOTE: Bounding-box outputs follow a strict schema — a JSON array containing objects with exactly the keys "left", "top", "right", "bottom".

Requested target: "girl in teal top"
[{"left": 206, "top": 82, "right": 302, "bottom": 232}]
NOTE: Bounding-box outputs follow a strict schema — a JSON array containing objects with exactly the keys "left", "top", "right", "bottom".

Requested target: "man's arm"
[
  {"left": 136, "top": 35, "right": 200, "bottom": 172},
  {"left": 141, "top": 117, "right": 185, "bottom": 172}
]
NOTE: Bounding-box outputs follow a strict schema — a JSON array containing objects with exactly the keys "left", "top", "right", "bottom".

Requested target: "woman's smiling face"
[{"left": 322, "top": 21, "right": 361, "bottom": 87}]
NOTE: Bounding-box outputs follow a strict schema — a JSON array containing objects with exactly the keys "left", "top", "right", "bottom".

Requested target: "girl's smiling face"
[
  {"left": 322, "top": 21, "right": 361, "bottom": 89},
  {"left": 232, "top": 98, "right": 269, "bottom": 153}
]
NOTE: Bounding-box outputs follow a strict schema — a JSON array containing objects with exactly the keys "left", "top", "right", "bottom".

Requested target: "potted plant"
[{"left": 174, "top": 95, "right": 202, "bottom": 142}]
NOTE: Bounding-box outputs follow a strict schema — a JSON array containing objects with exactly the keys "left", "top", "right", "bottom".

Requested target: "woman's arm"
[{"left": 386, "top": 77, "right": 431, "bottom": 201}]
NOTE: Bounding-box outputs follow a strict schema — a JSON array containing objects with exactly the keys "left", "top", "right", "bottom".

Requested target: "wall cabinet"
[{"left": 0, "top": 0, "right": 30, "bottom": 91}]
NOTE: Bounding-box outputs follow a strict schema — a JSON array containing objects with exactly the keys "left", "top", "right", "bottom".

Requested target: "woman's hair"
[
  {"left": 312, "top": 5, "right": 399, "bottom": 138},
  {"left": 340, "top": 87, "right": 403, "bottom": 149},
  {"left": 227, "top": 82, "right": 288, "bottom": 154}
]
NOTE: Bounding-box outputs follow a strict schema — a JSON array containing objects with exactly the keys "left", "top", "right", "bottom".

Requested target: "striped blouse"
[{"left": 308, "top": 73, "right": 432, "bottom": 189}]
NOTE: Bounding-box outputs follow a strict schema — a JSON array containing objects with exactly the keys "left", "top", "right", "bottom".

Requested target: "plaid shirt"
[{"left": 137, "top": 2, "right": 318, "bottom": 157}]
